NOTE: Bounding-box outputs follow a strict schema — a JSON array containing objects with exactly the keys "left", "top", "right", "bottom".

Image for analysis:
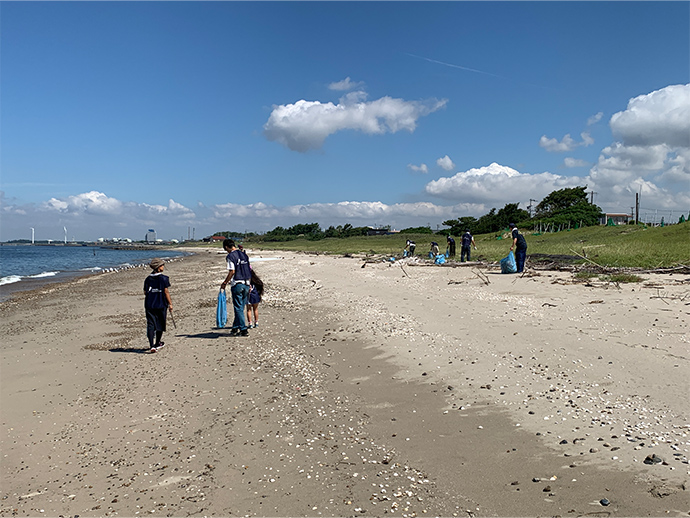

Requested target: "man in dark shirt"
[{"left": 509, "top": 223, "right": 528, "bottom": 273}]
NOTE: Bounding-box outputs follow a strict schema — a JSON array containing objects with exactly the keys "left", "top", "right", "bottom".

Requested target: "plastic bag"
[
  {"left": 500, "top": 251, "right": 517, "bottom": 274},
  {"left": 435, "top": 254, "right": 446, "bottom": 264},
  {"left": 216, "top": 289, "right": 227, "bottom": 328}
]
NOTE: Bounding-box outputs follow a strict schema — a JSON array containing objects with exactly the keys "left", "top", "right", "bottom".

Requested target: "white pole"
[
  {"left": 64, "top": 226, "right": 67, "bottom": 244},
  {"left": 30, "top": 227, "right": 35, "bottom": 244}
]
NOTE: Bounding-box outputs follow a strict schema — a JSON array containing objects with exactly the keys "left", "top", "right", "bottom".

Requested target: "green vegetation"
[{"left": 231, "top": 221, "right": 689, "bottom": 269}]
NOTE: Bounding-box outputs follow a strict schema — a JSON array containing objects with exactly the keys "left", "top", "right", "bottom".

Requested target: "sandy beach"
[{"left": 1, "top": 249, "right": 688, "bottom": 517}]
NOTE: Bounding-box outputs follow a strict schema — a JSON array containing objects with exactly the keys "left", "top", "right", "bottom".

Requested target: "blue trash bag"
[
  {"left": 500, "top": 251, "right": 517, "bottom": 273},
  {"left": 216, "top": 289, "right": 227, "bottom": 328},
  {"left": 435, "top": 254, "right": 446, "bottom": 264}
]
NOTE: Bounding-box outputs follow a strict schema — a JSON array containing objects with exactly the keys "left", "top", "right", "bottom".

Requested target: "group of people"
[
  {"left": 142, "top": 238, "right": 264, "bottom": 353},
  {"left": 144, "top": 226, "right": 528, "bottom": 352},
  {"left": 406, "top": 226, "right": 527, "bottom": 270}
]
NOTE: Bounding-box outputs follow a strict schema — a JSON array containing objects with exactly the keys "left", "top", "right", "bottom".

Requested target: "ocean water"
[{"left": 0, "top": 245, "right": 187, "bottom": 289}]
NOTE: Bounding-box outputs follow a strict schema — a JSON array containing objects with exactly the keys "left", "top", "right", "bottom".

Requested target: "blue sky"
[{"left": 2, "top": 1, "right": 689, "bottom": 241}]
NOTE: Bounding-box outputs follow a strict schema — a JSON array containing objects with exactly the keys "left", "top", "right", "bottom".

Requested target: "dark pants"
[
  {"left": 461, "top": 245, "right": 471, "bottom": 262},
  {"left": 515, "top": 247, "right": 527, "bottom": 273},
  {"left": 145, "top": 307, "right": 167, "bottom": 347},
  {"left": 448, "top": 242, "right": 456, "bottom": 257}
]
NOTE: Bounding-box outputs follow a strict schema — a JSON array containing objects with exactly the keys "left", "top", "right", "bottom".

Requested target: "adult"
[
  {"left": 446, "top": 235, "right": 456, "bottom": 258},
  {"left": 405, "top": 239, "right": 416, "bottom": 256},
  {"left": 430, "top": 241, "right": 440, "bottom": 257},
  {"left": 509, "top": 223, "right": 528, "bottom": 273},
  {"left": 460, "top": 229, "right": 477, "bottom": 262},
  {"left": 220, "top": 239, "right": 252, "bottom": 336}
]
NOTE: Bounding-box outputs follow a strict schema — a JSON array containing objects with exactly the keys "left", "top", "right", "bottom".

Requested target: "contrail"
[{"left": 407, "top": 53, "right": 505, "bottom": 79}]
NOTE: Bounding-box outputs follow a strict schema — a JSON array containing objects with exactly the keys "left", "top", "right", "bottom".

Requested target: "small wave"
[
  {"left": 250, "top": 257, "right": 282, "bottom": 262},
  {"left": 80, "top": 267, "right": 103, "bottom": 272},
  {"left": 27, "top": 271, "right": 60, "bottom": 279},
  {"left": 0, "top": 275, "right": 23, "bottom": 286}
]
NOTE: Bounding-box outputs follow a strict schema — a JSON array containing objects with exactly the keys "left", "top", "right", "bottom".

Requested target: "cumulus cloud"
[
  {"left": 408, "top": 163, "right": 429, "bottom": 174},
  {"left": 609, "top": 84, "right": 690, "bottom": 149},
  {"left": 436, "top": 155, "right": 455, "bottom": 171},
  {"left": 210, "top": 200, "right": 483, "bottom": 230},
  {"left": 425, "top": 162, "right": 585, "bottom": 206},
  {"left": 588, "top": 84, "right": 690, "bottom": 210},
  {"left": 539, "top": 132, "right": 593, "bottom": 152},
  {"left": 328, "top": 77, "right": 364, "bottom": 91},
  {"left": 563, "top": 157, "right": 590, "bottom": 168},
  {"left": 264, "top": 91, "right": 448, "bottom": 152},
  {"left": 587, "top": 112, "right": 604, "bottom": 126}
]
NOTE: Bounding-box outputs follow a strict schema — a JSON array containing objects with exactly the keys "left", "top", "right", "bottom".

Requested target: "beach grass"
[{"left": 196, "top": 222, "right": 689, "bottom": 269}]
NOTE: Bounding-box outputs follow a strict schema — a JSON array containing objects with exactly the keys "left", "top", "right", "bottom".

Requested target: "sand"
[{"left": 1, "top": 249, "right": 688, "bottom": 517}]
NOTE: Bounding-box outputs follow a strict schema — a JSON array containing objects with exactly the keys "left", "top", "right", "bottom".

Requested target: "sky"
[{"left": 1, "top": 1, "right": 689, "bottom": 242}]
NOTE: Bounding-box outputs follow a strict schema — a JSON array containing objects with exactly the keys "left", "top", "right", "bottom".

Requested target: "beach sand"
[{"left": 1, "top": 249, "right": 688, "bottom": 517}]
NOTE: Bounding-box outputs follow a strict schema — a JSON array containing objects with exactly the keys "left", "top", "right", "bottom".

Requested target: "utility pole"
[
  {"left": 528, "top": 199, "right": 537, "bottom": 218},
  {"left": 635, "top": 193, "right": 640, "bottom": 224},
  {"left": 589, "top": 191, "right": 598, "bottom": 204}
]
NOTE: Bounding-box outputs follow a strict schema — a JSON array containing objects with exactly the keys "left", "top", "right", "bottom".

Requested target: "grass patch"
[
  {"left": 190, "top": 221, "right": 689, "bottom": 269},
  {"left": 574, "top": 271, "right": 598, "bottom": 280}
]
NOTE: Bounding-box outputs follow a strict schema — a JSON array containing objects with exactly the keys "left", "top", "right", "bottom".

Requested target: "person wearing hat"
[
  {"left": 144, "top": 258, "right": 173, "bottom": 353},
  {"left": 446, "top": 235, "right": 456, "bottom": 258},
  {"left": 509, "top": 223, "right": 528, "bottom": 273}
]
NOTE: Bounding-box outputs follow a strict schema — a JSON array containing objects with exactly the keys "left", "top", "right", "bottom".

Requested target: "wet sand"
[{"left": 1, "top": 249, "right": 688, "bottom": 517}]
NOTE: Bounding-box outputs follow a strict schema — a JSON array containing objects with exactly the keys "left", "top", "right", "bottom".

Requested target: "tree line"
[{"left": 214, "top": 186, "right": 604, "bottom": 242}]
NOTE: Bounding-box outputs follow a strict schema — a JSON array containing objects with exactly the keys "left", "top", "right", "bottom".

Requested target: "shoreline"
[{"left": 1, "top": 250, "right": 688, "bottom": 516}]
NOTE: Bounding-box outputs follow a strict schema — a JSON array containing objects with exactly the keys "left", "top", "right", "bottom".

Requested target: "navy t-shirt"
[
  {"left": 512, "top": 228, "right": 527, "bottom": 250},
  {"left": 144, "top": 273, "right": 170, "bottom": 309}
]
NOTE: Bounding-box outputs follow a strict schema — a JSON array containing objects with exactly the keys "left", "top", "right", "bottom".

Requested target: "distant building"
[
  {"left": 367, "top": 227, "right": 398, "bottom": 236},
  {"left": 145, "top": 229, "right": 157, "bottom": 243},
  {"left": 600, "top": 213, "right": 632, "bottom": 225},
  {"left": 203, "top": 235, "right": 227, "bottom": 243}
]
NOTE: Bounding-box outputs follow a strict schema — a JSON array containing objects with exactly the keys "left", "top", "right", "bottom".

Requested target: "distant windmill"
[
  {"left": 64, "top": 226, "right": 67, "bottom": 244},
  {"left": 30, "top": 227, "right": 35, "bottom": 244}
]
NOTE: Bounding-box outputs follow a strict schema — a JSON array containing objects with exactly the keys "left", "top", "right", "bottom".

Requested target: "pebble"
[{"left": 600, "top": 498, "right": 610, "bottom": 506}]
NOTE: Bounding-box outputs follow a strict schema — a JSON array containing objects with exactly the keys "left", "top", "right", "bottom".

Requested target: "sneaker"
[
  {"left": 148, "top": 347, "right": 157, "bottom": 353},
  {"left": 253, "top": 322, "right": 258, "bottom": 328},
  {"left": 230, "top": 328, "right": 239, "bottom": 336},
  {"left": 154, "top": 342, "right": 165, "bottom": 350},
  {"left": 240, "top": 329, "right": 249, "bottom": 337}
]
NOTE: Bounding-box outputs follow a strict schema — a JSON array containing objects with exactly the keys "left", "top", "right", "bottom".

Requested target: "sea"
[{"left": 0, "top": 244, "right": 188, "bottom": 301}]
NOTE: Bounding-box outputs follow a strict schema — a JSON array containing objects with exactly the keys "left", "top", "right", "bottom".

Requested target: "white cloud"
[
  {"left": 264, "top": 93, "right": 448, "bottom": 152},
  {"left": 587, "top": 84, "right": 690, "bottom": 211},
  {"left": 564, "top": 158, "right": 590, "bottom": 168},
  {"left": 539, "top": 132, "right": 594, "bottom": 152},
  {"left": 587, "top": 112, "right": 604, "bottom": 126},
  {"left": 328, "top": 77, "right": 364, "bottom": 91},
  {"left": 425, "top": 162, "right": 584, "bottom": 206},
  {"left": 436, "top": 155, "right": 455, "bottom": 171},
  {"left": 609, "top": 83, "right": 690, "bottom": 149},
  {"left": 408, "top": 163, "right": 429, "bottom": 174}
]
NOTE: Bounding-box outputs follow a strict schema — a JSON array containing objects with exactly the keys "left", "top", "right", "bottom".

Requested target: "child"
[
  {"left": 144, "top": 258, "right": 173, "bottom": 353},
  {"left": 245, "top": 268, "right": 264, "bottom": 329}
]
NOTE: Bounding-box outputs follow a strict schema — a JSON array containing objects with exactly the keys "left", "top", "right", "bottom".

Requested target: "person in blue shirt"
[
  {"left": 221, "top": 239, "right": 252, "bottom": 336},
  {"left": 460, "top": 230, "right": 477, "bottom": 262},
  {"left": 509, "top": 223, "right": 528, "bottom": 273},
  {"left": 446, "top": 235, "right": 456, "bottom": 258},
  {"left": 144, "top": 258, "right": 173, "bottom": 353}
]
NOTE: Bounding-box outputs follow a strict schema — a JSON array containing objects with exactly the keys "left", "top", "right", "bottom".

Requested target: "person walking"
[
  {"left": 509, "top": 223, "right": 528, "bottom": 273},
  {"left": 446, "top": 235, "right": 456, "bottom": 258},
  {"left": 245, "top": 268, "right": 264, "bottom": 329},
  {"left": 460, "top": 229, "right": 477, "bottom": 262},
  {"left": 220, "top": 239, "right": 252, "bottom": 336},
  {"left": 144, "top": 258, "right": 173, "bottom": 353}
]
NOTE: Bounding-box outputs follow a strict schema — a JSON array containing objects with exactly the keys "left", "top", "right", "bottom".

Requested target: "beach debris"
[
  {"left": 600, "top": 498, "right": 611, "bottom": 506},
  {"left": 644, "top": 453, "right": 664, "bottom": 465}
]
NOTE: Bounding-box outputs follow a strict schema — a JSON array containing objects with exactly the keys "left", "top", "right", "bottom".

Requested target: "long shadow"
[
  {"left": 109, "top": 347, "right": 153, "bottom": 354},
  {"left": 175, "top": 330, "right": 229, "bottom": 340}
]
